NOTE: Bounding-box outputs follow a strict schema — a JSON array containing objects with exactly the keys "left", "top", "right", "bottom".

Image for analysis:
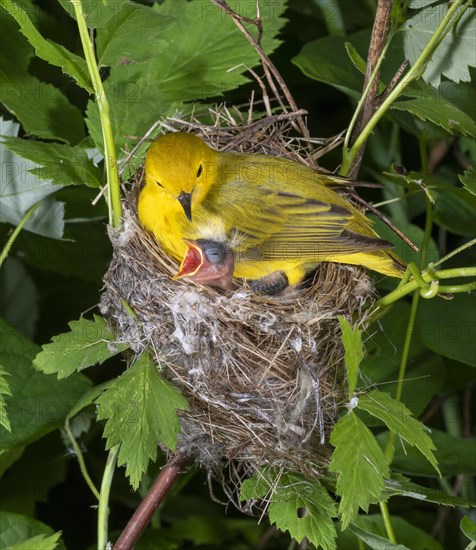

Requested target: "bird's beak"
[
  {"left": 177, "top": 191, "right": 192, "bottom": 221},
  {"left": 173, "top": 240, "right": 203, "bottom": 280},
  {"left": 173, "top": 239, "right": 235, "bottom": 290}
]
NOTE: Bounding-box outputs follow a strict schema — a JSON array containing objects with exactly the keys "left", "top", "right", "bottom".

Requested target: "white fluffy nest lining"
[{"left": 100, "top": 114, "right": 375, "bottom": 497}]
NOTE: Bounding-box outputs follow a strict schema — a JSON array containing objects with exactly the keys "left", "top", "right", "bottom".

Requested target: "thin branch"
[
  {"left": 210, "top": 0, "right": 309, "bottom": 138},
  {"left": 347, "top": 0, "right": 395, "bottom": 179},
  {"left": 113, "top": 455, "right": 190, "bottom": 550}
]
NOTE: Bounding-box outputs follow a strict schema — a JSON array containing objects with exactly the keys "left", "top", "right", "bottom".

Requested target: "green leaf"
[
  {"left": 329, "top": 412, "right": 389, "bottom": 529},
  {"left": 459, "top": 165, "right": 476, "bottom": 196},
  {"left": 0, "top": 511, "right": 65, "bottom": 550},
  {"left": 86, "top": 0, "right": 287, "bottom": 154},
  {"left": 350, "top": 514, "right": 442, "bottom": 550},
  {"left": 0, "top": 119, "right": 65, "bottom": 239},
  {"left": 0, "top": 13, "right": 84, "bottom": 144},
  {"left": 0, "top": 258, "right": 39, "bottom": 340},
  {"left": 96, "top": 352, "right": 189, "bottom": 489},
  {"left": 344, "top": 42, "right": 367, "bottom": 75},
  {"left": 384, "top": 475, "right": 475, "bottom": 508},
  {"left": 392, "top": 97, "right": 476, "bottom": 137},
  {"left": 433, "top": 182, "right": 476, "bottom": 236},
  {"left": 293, "top": 32, "right": 365, "bottom": 99},
  {"left": 402, "top": 5, "right": 476, "bottom": 88},
  {"left": 379, "top": 429, "right": 476, "bottom": 478},
  {"left": 338, "top": 317, "right": 364, "bottom": 399},
  {"left": 1, "top": 137, "right": 102, "bottom": 188},
  {"left": 350, "top": 515, "right": 442, "bottom": 550},
  {"left": 358, "top": 391, "right": 439, "bottom": 475},
  {"left": 57, "top": 0, "right": 127, "bottom": 28},
  {"left": 0, "top": 318, "right": 91, "bottom": 450},
  {"left": 10, "top": 218, "right": 111, "bottom": 284},
  {"left": 461, "top": 516, "right": 476, "bottom": 542},
  {"left": 266, "top": 474, "right": 337, "bottom": 550},
  {"left": 415, "top": 293, "right": 476, "bottom": 367},
  {"left": 33, "top": 315, "right": 129, "bottom": 379},
  {"left": 96, "top": 1, "right": 171, "bottom": 66},
  {"left": 350, "top": 521, "right": 410, "bottom": 550},
  {"left": 0, "top": 366, "right": 12, "bottom": 432},
  {"left": 6, "top": 532, "right": 61, "bottom": 550},
  {"left": 0, "top": 434, "right": 67, "bottom": 516},
  {"left": 0, "top": 0, "right": 91, "bottom": 92}
]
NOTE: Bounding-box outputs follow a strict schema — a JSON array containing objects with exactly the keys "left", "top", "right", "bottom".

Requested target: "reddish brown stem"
[
  {"left": 348, "top": 0, "right": 394, "bottom": 179},
  {"left": 113, "top": 456, "right": 190, "bottom": 550}
]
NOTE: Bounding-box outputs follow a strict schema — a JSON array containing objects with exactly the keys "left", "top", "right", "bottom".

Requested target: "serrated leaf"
[
  {"left": 384, "top": 476, "right": 475, "bottom": 508},
  {"left": 459, "top": 165, "right": 476, "bottom": 196},
  {"left": 240, "top": 469, "right": 273, "bottom": 501},
  {"left": 96, "top": 1, "right": 171, "bottom": 66},
  {"left": 0, "top": 0, "right": 91, "bottom": 92},
  {"left": 33, "top": 315, "right": 128, "bottom": 379},
  {"left": 86, "top": 0, "right": 287, "bottom": 154},
  {"left": 6, "top": 532, "right": 61, "bottom": 550},
  {"left": 402, "top": 5, "right": 476, "bottom": 87},
  {"left": 1, "top": 137, "right": 102, "bottom": 188},
  {"left": 0, "top": 318, "right": 91, "bottom": 450},
  {"left": 329, "top": 412, "right": 389, "bottom": 529},
  {"left": 461, "top": 516, "right": 476, "bottom": 542},
  {"left": 0, "top": 13, "right": 84, "bottom": 144},
  {"left": 358, "top": 391, "right": 439, "bottom": 475},
  {"left": 268, "top": 474, "right": 337, "bottom": 550},
  {"left": 96, "top": 352, "right": 189, "bottom": 489},
  {"left": 0, "top": 366, "right": 12, "bottom": 432},
  {"left": 338, "top": 317, "right": 364, "bottom": 399},
  {"left": 0, "top": 118, "right": 65, "bottom": 239},
  {"left": 392, "top": 97, "right": 476, "bottom": 137},
  {"left": 379, "top": 429, "right": 476, "bottom": 478},
  {"left": 0, "top": 512, "right": 65, "bottom": 550}
]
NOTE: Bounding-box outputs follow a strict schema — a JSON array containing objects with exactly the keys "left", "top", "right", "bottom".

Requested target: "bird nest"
[{"left": 100, "top": 113, "right": 375, "bottom": 501}]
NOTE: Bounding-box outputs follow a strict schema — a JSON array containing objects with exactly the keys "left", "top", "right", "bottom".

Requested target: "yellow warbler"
[{"left": 138, "top": 132, "right": 405, "bottom": 292}]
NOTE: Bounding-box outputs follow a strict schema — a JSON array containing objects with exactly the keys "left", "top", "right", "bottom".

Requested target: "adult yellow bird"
[{"left": 138, "top": 132, "right": 405, "bottom": 293}]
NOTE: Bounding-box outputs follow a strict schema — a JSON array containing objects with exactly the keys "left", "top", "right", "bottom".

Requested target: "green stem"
[
  {"left": 97, "top": 445, "right": 119, "bottom": 550},
  {"left": 379, "top": 501, "right": 397, "bottom": 543},
  {"left": 0, "top": 202, "right": 39, "bottom": 269},
  {"left": 341, "top": 34, "right": 393, "bottom": 171},
  {"left": 384, "top": 137, "right": 434, "bottom": 463},
  {"left": 377, "top": 267, "right": 476, "bottom": 307},
  {"left": 64, "top": 418, "right": 100, "bottom": 501},
  {"left": 341, "top": 0, "right": 469, "bottom": 173},
  {"left": 432, "top": 237, "right": 476, "bottom": 268},
  {"left": 71, "top": 0, "right": 121, "bottom": 229}
]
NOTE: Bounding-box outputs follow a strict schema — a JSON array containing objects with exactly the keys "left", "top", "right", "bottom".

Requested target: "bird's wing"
[{"left": 224, "top": 189, "right": 392, "bottom": 261}]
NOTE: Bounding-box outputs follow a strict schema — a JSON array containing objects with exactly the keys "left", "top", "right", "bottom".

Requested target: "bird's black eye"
[
  {"left": 156, "top": 180, "right": 164, "bottom": 188},
  {"left": 196, "top": 164, "right": 203, "bottom": 178},
  {"left": 203, "top": 242, "right": 226, "bottom": 264}
]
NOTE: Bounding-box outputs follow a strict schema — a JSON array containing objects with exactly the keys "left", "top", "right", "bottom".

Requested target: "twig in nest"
[
  {"left": 113, "top": 455, "right": 190, "bottom": 550},
  {"left": 350, "top": 192, "right": 420, "bottom": 253},
  {"left": 210, "top": 0, "right": 309, "bottom": 139}
]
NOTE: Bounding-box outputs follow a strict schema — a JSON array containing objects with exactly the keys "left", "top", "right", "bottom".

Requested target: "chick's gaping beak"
[
  {"left": 173, "top": 239, "right": 235, "bottom": 291},
  {"left": 177, "top": 191, "right": 193, "bottom": 221},
  {"left": 173, "top": 240, "right": 204, "bottom": 280}
]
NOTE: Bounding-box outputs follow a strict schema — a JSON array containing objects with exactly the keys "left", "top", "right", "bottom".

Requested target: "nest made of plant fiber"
[{"left": 100, "top": 112, "right": 375, "bottom": 491}]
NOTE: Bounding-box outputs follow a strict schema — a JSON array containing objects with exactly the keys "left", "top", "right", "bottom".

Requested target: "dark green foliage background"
[{"left": 0, "top": 0, "right": 475, "bottom": 549}]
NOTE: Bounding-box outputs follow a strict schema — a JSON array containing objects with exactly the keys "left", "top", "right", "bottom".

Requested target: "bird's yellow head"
[{"left": 144, "top": 132, "right": 217, "bottom": 221}]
